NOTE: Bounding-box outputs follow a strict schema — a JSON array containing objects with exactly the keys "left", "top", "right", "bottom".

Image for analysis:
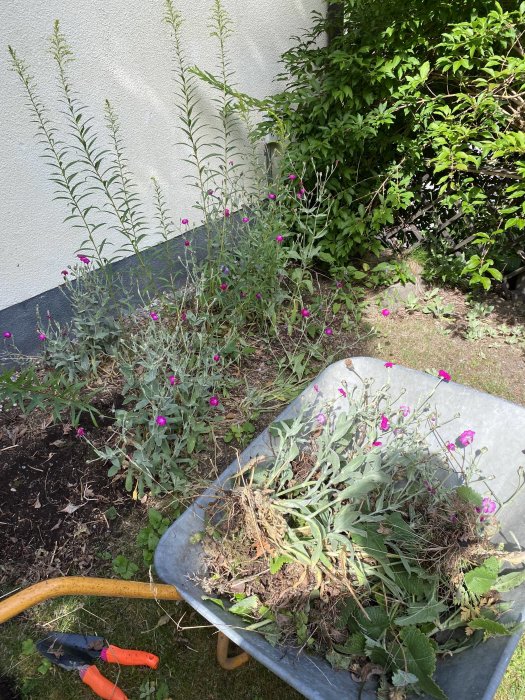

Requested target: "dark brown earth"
[{"left": 0, "top": 409, "right": 136, "bottom": 585}]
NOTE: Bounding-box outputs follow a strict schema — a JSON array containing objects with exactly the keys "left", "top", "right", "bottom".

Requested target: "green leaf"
[
  {"left": 229, "top": 595, "right": 260, "bottom": 617},
  {"left": 269, "top": 554, "right": 292, "bottom": 574},
  {"left": 395, "top": 600, "right": 448, "bottom": 626},
  {"left": 202, "top": 596, "right": 225, "bottom": 610},
  {"left": 334, "top": 632, "right": 366, "bottom": 655},
  {"left": 468, "top": 618, "right": 513, "bottom": 636},
  {"left": 356, "top": 605, "right": 390, "bottom": 639},
  {"left": 455, "top": 485, "right": 482, "bottom": 506},
  {"left": 419, "top": 61, "right": 430, "bottom": 81},
  {"left": 394, "top": 627, "right": 446, "bottom": 700},
  {"left": 493, "top": 569, "right": 525, "bottom": 593},
  {"left": 333, "top": 504, "right": 359, "bottom": 532},
  {"left": 464, "top": 557, "right": 500, "bottom": 596},
  {"left": 392, "top": 670, "right": 418, "bottom": 687}
]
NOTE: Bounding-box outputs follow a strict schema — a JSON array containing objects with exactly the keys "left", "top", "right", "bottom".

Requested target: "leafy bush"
[{"left": 258, "top": 0, "right": 525, "bottom": 289}]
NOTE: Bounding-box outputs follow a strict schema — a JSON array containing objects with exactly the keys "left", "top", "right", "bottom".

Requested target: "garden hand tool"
[{"left": 37, "top": 632, "right": 159, "bottom": 700}]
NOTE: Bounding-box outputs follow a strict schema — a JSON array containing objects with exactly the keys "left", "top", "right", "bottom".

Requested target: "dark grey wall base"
[{"left": 0, "top": 220, "right": 222, "bottom": 365}]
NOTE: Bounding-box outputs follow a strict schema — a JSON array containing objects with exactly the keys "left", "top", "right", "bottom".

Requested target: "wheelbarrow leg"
[{"left": 216, "top": 632, "right": 250, "bottom": 670}]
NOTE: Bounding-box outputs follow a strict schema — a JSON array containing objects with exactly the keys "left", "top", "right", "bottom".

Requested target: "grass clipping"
[{"left": 200, "top": 379, "right": 524, "bottom": 700}]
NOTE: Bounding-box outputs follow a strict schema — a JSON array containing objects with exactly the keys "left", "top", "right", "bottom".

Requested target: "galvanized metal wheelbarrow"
[{"left": 1, "top": 358, "right": 525, "bottom": 700}]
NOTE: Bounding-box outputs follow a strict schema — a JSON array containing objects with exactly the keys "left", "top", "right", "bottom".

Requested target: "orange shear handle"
[
  {"left": 82, "top": 665, "right": 128, "bottom": 700},
  {"left": 104, "top": 644, "right": 159, "bottom": 669}
]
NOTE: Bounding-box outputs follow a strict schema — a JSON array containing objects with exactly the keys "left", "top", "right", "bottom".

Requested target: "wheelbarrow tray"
[{"left": 155, "top": 357, "right": 525, "bottom": 700}]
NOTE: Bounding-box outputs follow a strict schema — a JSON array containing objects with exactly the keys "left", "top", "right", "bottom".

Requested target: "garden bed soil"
[{"left": 0, "top": 410, "right": 136, "bottom": 585}]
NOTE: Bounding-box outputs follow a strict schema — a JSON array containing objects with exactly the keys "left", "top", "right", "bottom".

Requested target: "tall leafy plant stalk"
[{"left": 8, "top": 45, "right": 107, "bottom": 270}]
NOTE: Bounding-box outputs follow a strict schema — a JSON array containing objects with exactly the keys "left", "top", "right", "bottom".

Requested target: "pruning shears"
[{"left": 37, "top": 632, "right": 159, "bottom": 700}]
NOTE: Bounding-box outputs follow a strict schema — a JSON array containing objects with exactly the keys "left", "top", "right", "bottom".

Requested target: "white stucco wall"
[{"left": 0, "top": 0, "right": 323, "bottom": 311}]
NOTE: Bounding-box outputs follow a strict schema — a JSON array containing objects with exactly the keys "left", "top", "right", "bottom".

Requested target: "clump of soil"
[{"left": 0, "top": 406, "right": 136, "bottom": 585}]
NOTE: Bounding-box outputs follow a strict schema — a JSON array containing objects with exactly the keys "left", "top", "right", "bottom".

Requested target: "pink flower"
[
  {"left": 207, "top": 188, "right": 214, "bottom": 195},
  {"left": 168, "top": 375, "right": 176, "bottom": 386},
  {"left": 338, "top": 388, "right": 347, "bottom": 398},
  {"left": 76, "top": 427, "right": 86, "bottom": 437},
  {"left": 209, "top": 396, "right": 219, "bottom": 407},
  {"left": 458, "top": 430, "right": 475, "bottom": 447},
  {"left": 156, "top": 416, "right": 167, "bottom": 426},
  {"left": 275, "top": 235, "right": 284, "bottom": 243},
  {"left": 301, "top": 308, "right": 310, "bottom": 318},
  {"left": 438, "top": 370, "right": 451, "bottom": 382},
  {"left": 399, "top": 405, "right": 410, "bottom": 417},
  {"left": 220, "top": 283, "right": 228, "bottom": 291},
  {"left": 213, "top": 354, "right": 220, "bottom": 362},
  {"left": 242, "top": 216, "right": 250, "bottom": 223},
  {"left": 150, "top": 312, "right": 159, "bottom": 321},
  {"left": 268, "top": 193, "right": 276, "bottom": 200},
  {"left": 38, "top": 333, "right": 47, "bottom": 341},
  {"left": 224, "top": 208, "right": 230, "bottom": 218},
  {"left": 61, "top": 270, "right": 69, "bottom": 276},
  {"left": 336, "top": 281, "right": 344, "bottom": 289},
  {"left": 380, "top": 415, "right": 390, "bottom": 431},
  {"left": 180, "top": 311, "right": 187, "bottom": 322},
  {"left": 255, "top": 292, "right": 262, "bottom": 300},
  {"left": 381, "top": 308, "right": 390, "bottom": 317},
  {"left": 384, "top": 361, "right": 394, "bottom": 368},
  {"left": 372, "top": 441, "right": 382, "bottom": 447},
  {"left": 299, "top": 187, "right": 306, "bottom": 195},
  {"left": 181, "top": 218, "right": 189, "bottom": 225},
  {"left": 482, "top": 497, "right": 497, "bottom": 515},
  {"left": 446, "top": 442, "right": 456, "bottom": 452},
  {"left": 228, "top": 160, "right": 234, "bottom": 165},
  {"left": 3, "top": 331, "right": 12, "bottom": 339},
  {"left": 288, "top": 173, "right": 297, "bottom": 180},
  {"left": 184, "top": 240, "right": 190, "bottom": 247},
  {"left": 316, "top": 413, "right": 327, "bottom": 425},
  {"left": 77, "top": 254, "right": 90, "bottom": 264},
  {"left": 313, "top": 384, "right": 319, "bottom": 393},
  {"left": 296, "top": 192, "right": 303, "bottom": 200},
  {"left": 324, "top": 327, "right": 333, "bottom": 336}
]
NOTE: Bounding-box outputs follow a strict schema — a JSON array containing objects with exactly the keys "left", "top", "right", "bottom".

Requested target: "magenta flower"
[
  {"left": 213, "top": 354, "right": 220, "bottom": 362},
  {"left": 156, "top": 416, "right": 167, "bottom": 427},
  {"left": 301, "top": 308, "right": 310, "bottom": 318},
  {"left": 458, "top": 430, "right": 475, "bottom": 447},
  {"left": 296, "top": 192, "right": 303, "bottom": 200},
  {"left": 446, "top": 442, "right": 456, "bottom": 452},
  {"left": 481, "top": 497, "right": 497, "bottom": 514},
  {"left": 399, "top": 405, "right": 410, "bottom": 417},
  {"left": 207, "top": 188, "right": 214, "bottom": 195},
  {"left": 313, "top": 384, "right": 319, "bottom": 393},
  {"left": 275, "top": 235, "right": 284, "bottom": 243},
  {"left": 372, "top": 441, "right": 382, "bottom": 447},
  {"left": 384, "top": 361, "right": 394, "bottom": 368},
  {"left": 61, "top": 270, "right": 69, "bottom": 276},
  {"left": 209, "top": 396, "right": 219, "bottom": 407},
  {"left": 181, "top": 218, "right": 189, "bottom": 225},
  {"left": 324, "top": 327, "right": 333, "bottom": 336},
  {"left": 380, "top": 415, "right": 390, "bottom": 431},
  {"left": 338, "top": 388, "right": 347, "bottom": 398},
  {"left": 255, "top": 292, "right": 262, "bottom": 300},
  {"left": 77, "top": 254, "right": 90, "bottom": 264},
  {"left": 220, "top": 283, "right": 228, "bottom": 291},
  {"left": 438, "top": 369, "right": 451, "bottom": 382},
  {"left": 3, "top": 331, "right": 12, "bottom": 339},
  {"left": 299, "top": 187, "right": 306, "bottom": 195},
  {"left": 150, "top": 312, "right": 159, "bottom": 321},
  {"left": 168, "top": 375, "right": 176, "bottom": 386},
  {"left": 76, "top": 427, "right": 86, "bottom": 437},
  {"left": 268, "top": 193, "right": 276, "bottom": 200},
  {"left": 180, "top": 311, "right": 187, "bottom": 322},
  {"left": 184, "top": 240, "right": 190, "bottom": 247},
  {"left": 228, "top": 160, "right": 234, "bottom": 165},
  {"left": 381, "top": 308, "right": 391, "bottom": 317},
  {"left": 38, "top": 333, "right": 47, "bottom": 341},
  {"left": 316, "top": 413, "right": 327, "bottom": 425},
  {"left": 288, "top": 173, "right": 297, "bottom": 180},
  {"left": 242, "top": 216, "right": 250, "bottom": 223},
  {"left": 336, "top": 281, "right": 344, "bottom": 289},
  {"left": 224, "top": 208, "right": 230, "bottom": 218}
]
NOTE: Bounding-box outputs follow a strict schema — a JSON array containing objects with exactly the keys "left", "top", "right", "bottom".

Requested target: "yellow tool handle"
[{"left": 0, "top": 577, "right": 181, "bottom": 624}]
